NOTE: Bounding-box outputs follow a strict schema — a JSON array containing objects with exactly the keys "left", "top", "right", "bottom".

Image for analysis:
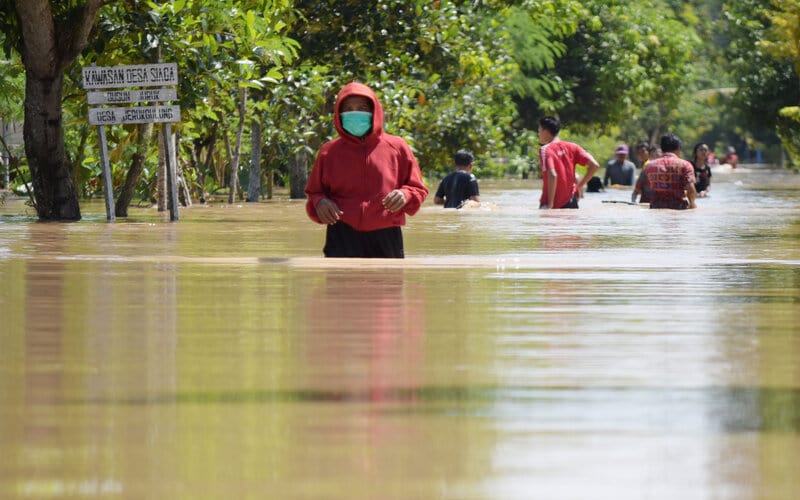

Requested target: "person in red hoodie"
[{"left": 305, "top": 82, "right": 428, "bottom": 258}]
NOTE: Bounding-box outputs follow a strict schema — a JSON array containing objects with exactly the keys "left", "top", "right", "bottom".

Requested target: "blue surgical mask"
[{"left": 341, "top": 111, "right": 372, "bottom": 137}]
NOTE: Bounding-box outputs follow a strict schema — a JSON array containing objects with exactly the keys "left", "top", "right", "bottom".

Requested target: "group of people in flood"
[
  {"left": 587, "top": 129, "right": 737, "bottom": 207},
  {"left": 304, "top": 82, "right": 735, "bottom": 258}
]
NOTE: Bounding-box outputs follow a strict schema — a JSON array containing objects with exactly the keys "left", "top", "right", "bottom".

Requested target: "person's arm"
[
  {"left": 684, "top": 164, "right": 697, "bottom": 209},
  {"left": 304, "top": 149, "right": 342, "bottom": 225},
  {"left": 686, "top": 182, "right": 697, "bottom": 209},
  {"left": 545, "top": 169, "right": 558, "bottom": 208},
  {"left": 383, "top": 141, "right": 429, "bottom": 213},
  {"left": 433, "top": 180, "right": 445, "bottom": 205},
  {"left": 469, "top": 178, "right": 480, "bottom": 203},
  {"left": 632, "top": 170, "right": 645, "bottom": 203},
  {"left": 576, "top": 159, "right": 600, "bottom": 195}
]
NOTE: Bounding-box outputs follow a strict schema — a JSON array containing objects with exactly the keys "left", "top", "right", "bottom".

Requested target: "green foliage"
[
  {"left": 722, "top": 0, "right": 800, "bottom": 132},
  {"left": 0, "top": 53, "right": 24, "bottom": 123},
  {"left": 70, "top": 0, "right": 301, "bottom": 198},
  {"left": 504, "top": 0, "right": 585, "bottom": 123},
  {"left": 291, "top": 0, "right": 520, "bottom": 176},
  {"left": 777, "top": 106, "right": 800, "bottom": 169},
  {"left": 5, "top": 0, "right": 799, "bottom": 207}
]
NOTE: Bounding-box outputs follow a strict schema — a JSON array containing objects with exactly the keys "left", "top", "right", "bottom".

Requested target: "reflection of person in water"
[{"left": 302, "top": 269, "right": 425, "bottom": 401}]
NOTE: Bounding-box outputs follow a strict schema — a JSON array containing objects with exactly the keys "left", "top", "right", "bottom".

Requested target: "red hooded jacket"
[{"left": 305, "top": 82, "right": 428, "bottom": 231}]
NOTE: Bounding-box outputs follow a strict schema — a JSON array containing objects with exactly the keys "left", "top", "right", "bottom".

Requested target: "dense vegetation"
[{"left": 0, "top": 0, "right": 798, "bottom": 220}]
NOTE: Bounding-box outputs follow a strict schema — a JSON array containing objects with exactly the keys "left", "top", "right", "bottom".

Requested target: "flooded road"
[{"left": 1, "top": 166, "right": 799, "bottom": 499}]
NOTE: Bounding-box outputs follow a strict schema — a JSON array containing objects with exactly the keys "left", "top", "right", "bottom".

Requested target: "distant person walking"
[
  {"left": 643, "top": 134, "right": 696, "bottom": 210},
  {"left": 722, "top": 146, "right": 739, "bottom": 169},
  {"left": 434, "top": 149, "right": 480, "bottom": 208},
  {"left": 536, "top": 116, "right": 600, "bottom": 209},
  {"left": 604, "top": 144, "right": 636, "bottom": 186},
  {"left": 632, "top": 144, "right": 659, "bottom": 204},
  {"left": 635, "top": 142, "right": 650, "bottom": 169},
  {"left": 691, "top": 142, "right": 712, "bottom": 197}
]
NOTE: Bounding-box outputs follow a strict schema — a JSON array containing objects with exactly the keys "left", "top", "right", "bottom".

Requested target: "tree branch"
[{"left": 57, "top": 0, "right": 106, "bottom": 70}]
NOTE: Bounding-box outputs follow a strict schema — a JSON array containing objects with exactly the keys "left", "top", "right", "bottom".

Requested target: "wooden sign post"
[{"left": 83, "top": 63, "right": 181, "bottom": 221}]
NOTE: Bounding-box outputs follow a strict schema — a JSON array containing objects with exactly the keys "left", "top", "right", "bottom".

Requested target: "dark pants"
[
  {"left": 324, "top": 222, "right": 404, "bottom": 258},
  {"left": 560, "top": 193, "right": 579, "bottom": 209},
  {"left": 540, "top": 194, "right": 579, "bottom": 209}
]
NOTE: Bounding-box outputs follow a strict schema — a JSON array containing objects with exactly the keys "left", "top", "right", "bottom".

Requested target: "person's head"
[
  {"left": 340, "top": 95, "right": 373, "bottom": 113},
  {"left": 339, "top": 95, "right": 373, "bottom": 137},
  {"left": 454, "top": 149, "right": 475, "bottom": 170},
  {"left": 614, "top": 144, "right": 629, "bottom": 161},
  {"left": 334, "top": 82, "right": 381, "bottom": 139},
  {"left": 636, "top": 142, "right": 649, "bottom": 162},
  {"left": 693, "top": 143, "right": 709, "bottom": 162},
  {"left": 648, "top": 145, "right": 662, "bottom": 159},
  {"left": 727, "top": 146, "right": 736, "bottom": 154},
  {"left": 538, "top": 116, "right": 560, "bottom": 144},
  {"left": 660, "top": 133, "right": 682, "bottom": 154}
]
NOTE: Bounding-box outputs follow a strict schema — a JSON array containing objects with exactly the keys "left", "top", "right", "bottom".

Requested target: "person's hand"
[
  {"left": 382, "top": 189, "right": 407, "bottom": 213},
  {"left": 316, "top": 198, "right": 343, "bottom": 225}
]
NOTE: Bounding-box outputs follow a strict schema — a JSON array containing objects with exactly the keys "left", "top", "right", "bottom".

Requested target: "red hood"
[{"left": 333, "top": 82, "right": 384, "bottom": 141}]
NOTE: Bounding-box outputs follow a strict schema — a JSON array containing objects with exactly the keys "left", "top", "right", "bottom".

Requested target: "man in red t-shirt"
[
  {"left": 644, "top": 133, "right": 696, "bottom": 210},
  {"left": 537, "top": 116, "right": 600, "bottom": 209}
]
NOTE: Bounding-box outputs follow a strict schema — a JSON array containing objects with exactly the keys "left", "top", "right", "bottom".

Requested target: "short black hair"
[
  {"left": 454, "top": 149, "right": 474, "bottom": 167},
  {"left": 636, "top": 141, "right": 649, "bottom": 151},
  {"left": 538, "top": 116, "right": 561, "bottom": 136},
  {"left": 660, "top": 133, "right": 682, "bottom": 153}
]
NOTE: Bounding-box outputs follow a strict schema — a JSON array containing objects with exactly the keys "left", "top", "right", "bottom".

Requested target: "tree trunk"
[
  {"left": 157, "top": 131, "right": 167, "bottom": 211},
  {"left": 228, "top": 86, "right": 247, "bottom": 204},
  {"left": 288, "top": 148, "right": 308, "bottom": 199},
  {"left": 23, "top": 72, "right": 81, "bottom": 220},
  {"left": 189, "top": 140, "right": 207, "bottom": 203},
  {"left": 15, "top": 0, "right": 105, "bottom": 221},
  {"left": 246, "top": 118, "right": 262, "bottom": 202},
  {"left": 115, "top": 122, "right": 154, "bottom": 217}
]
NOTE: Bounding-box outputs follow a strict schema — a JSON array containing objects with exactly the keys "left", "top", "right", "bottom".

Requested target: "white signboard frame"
[
  {"left": 84, "top": 63, "right": 181, "bottom": 222},
  {"left": 87, "top": 88, "right": 178, "bottom": 105},
  {"left": 89, "top": 105, "right": 181, "bottom": 126},
  {"left": 82, "top": 63, "right": 178, "bottom": 89}
]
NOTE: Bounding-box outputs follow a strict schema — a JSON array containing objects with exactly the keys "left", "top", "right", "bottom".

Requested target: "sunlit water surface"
[{"left": 1, "top": 166, "right": 799, "bottom": 499}]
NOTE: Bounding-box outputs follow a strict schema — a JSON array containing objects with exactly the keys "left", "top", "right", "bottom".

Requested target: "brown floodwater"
[{"left": 1, "top": 165, "right": 799, "bottom": 499}]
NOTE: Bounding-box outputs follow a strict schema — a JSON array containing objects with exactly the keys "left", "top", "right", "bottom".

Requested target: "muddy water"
[{"left": 1, "top": 166, "right": 798, "bottom": 499}]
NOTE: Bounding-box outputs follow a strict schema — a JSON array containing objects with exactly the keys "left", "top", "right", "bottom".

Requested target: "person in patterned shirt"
[{"left": 643, "top": 133, "right": 697, "bottom": 210}]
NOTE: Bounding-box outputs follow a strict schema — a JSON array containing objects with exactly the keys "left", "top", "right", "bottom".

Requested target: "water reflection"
[
  {"left": 1, "top": 168, "right": 799, "bottom": 498},
  {"left": 302, "top": 269, "right": 425, "bottom": 397}
]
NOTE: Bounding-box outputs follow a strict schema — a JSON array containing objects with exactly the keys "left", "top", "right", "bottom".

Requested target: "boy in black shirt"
[{"left": 434, "top": 150, "right": 480, "bottom": 208}]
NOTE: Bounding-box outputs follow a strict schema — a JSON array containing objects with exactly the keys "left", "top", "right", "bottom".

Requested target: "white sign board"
[
  {"left": 87, "top": 88, "right": 178, "bottom": 105},
  {"left": 82, "top": 63, "right": 179, "bottom": 89},
  {"left": 89, "top": 105, "right": 181, "bottom": 125}
]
